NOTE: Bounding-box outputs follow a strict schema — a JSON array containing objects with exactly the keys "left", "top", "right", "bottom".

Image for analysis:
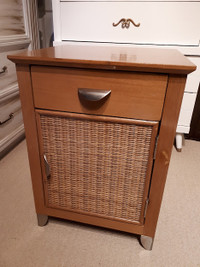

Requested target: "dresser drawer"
[
  {"left": 0, "top": 51, "right": 18, "bottom": 91},
  {"left": 60, "top": 2, "right": 200, "bottom": 46},
  {"left": 0, "top": 95, "right": 23, "bottom": 141},
  {"left": 0, "top": 49, "right": 27, "bottom": 91},
  {"left": 31, "top": 66, "right": 167, "bottom": 121}
]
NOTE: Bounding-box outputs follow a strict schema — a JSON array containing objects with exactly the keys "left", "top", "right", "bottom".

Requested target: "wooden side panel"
[
  {"left": 144, "top": 74, "right": 187, "bottom": 237},
  {"left": 15, "top": 64, "right": 46, "bottom": 214}
]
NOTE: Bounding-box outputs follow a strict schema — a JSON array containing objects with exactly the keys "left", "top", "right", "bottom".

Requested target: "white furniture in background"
[
  {"left": 0, "top": 0, "right": 39, "bottom": 157},
  {"left": 52, "top": 0, "right": 200, "bottom": 151},
  {"left": 38, "top": 0, "right": 54, "bottom": 48}
]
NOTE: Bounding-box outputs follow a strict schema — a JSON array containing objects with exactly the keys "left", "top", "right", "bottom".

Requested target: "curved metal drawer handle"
[
  {"left": 113, "top": 18, "right": 140, "bottom": 29},
  {"left": 0, "top": 66, "right": 7, "bottom": 75},
  {"left": 78, "top": 88, "right": 111, "bottom": 102},
  {"left": 0, "top": 113, "right": 14, "bottom": 125}
]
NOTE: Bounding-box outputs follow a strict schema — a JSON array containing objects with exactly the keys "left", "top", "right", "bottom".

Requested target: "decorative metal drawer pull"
[
  {"left": 78, "top": 88, "right": 111, "bottom": 102},
  {"left": 0, "top": 113, "right": 13, "bottom": 125},
  {"left": 0, "top": 66, "right": 7, "bottom": 75},
  {"left": 113, "top": 18, "right": 140, "bottom": 29}
]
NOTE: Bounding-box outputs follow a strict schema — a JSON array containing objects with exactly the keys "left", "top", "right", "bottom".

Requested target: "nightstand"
[{"left": 8, "top": 45, "right": 195, "bottom": 250}]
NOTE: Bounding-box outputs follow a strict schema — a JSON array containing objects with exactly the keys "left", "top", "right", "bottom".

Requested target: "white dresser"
[
  {"left": 52, "top": 0, "right": 200, "bottom": 151},
  {"left": 0, "top": 0, "right": 39, "bottom": 157}
]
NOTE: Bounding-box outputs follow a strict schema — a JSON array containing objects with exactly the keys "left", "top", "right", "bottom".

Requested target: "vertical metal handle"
[{"left": 44, "top": 154, "right": 51, "bottom": 179}]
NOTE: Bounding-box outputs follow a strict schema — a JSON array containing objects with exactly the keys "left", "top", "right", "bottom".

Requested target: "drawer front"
[
  {"left": 0, "top": 95, "right": 23, "bottom": 140},
  {"left": 37, "top": 110, "right": 158, "bottom": 225},
  {"left": 60, "top": 2, "right": 200, "bottom": 46},
  {"left": 31, "top": 66, "right": 167, "bottom": 121}
]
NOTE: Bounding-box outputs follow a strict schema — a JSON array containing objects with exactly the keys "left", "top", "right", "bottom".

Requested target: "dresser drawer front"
[
  {"left": 0, "top": 51, "right": 18, "bottom": 91},
  {"left": 0, "top": 95, "right": 23, "bottom": 140},
  {"left": 0, "top": 48, "right": 27, "bottom": 91},
  {"left": 31, "top": 66, "right": 167, "bottom": 121},
  {"left": 60, "top": 2, "right": 200, "bottom": 46},
  {"left": 37, "top": 110, "right": 158, "bottom": 224}
]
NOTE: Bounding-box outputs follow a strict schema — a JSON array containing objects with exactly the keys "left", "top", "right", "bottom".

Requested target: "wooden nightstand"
[{"left": 8, "top": 45, "right": 195, "bottom": 250}]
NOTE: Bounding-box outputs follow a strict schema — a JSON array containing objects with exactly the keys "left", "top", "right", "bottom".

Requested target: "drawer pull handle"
[
  {"left": 44, "top": 154, "right": 51, "bottom": 179},
  {"left": 0, "top": 66, "right": 7, "bottom": 75},
  {"left": 78, "top": 88, "right": 111, "bottom": 102},
  {"left": 0, "top": 113, "right": 14, "bottom": 125},
  {"left": 113, "top": 18, "right": 140, "bottom": 29}
]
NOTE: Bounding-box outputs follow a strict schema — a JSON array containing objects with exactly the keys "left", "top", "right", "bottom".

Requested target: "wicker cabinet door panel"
[{"left": 37, "top": 110, "right": 158, "bottom": 225}]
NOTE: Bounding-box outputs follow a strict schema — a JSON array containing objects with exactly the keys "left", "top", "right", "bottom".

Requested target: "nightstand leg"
[
  {"left": 175, "top": 133, "right": 184, "bottom": 152},
  {"left": 37, "top": 214, "right": 48, "bottom": 226},
  {"left": 140, "top": 235, "right": 154, "bottom": 250}
]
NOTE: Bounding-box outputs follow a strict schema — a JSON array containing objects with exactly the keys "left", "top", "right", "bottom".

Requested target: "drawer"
[
  {"left": 0, "top": 49, "right": 26, "bottom": 91},
  {"left": 0, "top": 95, "right": 23, "bottom": 141},
  {"left": 31, "top": 66, "right": 167, "bottom": 121},
  {"left": 60, "top": 2, "right": 200, "bottom": 46}
]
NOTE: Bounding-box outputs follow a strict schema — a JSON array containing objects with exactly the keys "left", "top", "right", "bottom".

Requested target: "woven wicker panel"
[{"left": 40, "top": 114, "right": 153, "bottom": 223}]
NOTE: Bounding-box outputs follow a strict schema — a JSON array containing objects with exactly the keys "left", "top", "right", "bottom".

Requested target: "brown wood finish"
[
  {"left": 35, "top": 109, "right": 159, "bottom": 126},
  {"left": 144, "top": 74, "right": 187, "bottom": 237},
  {"left": 8, "top": 45, "right": 196, "bottom": 74},
  {"left": 31, "top": 66, "right": 167, "bottom": 121},
  {"left": 15, "top": 64, "right": 46, "bottom": 214},
  {"left": 9, "top": 45, "right": 196, "bottom": 249},
  {"left": 44, "top": 206, "right": 145, "bottom": 235}
]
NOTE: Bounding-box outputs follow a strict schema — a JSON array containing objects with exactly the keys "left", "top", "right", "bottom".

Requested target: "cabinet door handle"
[
  {"left": 113, "top": 18, "right": 140, "bottom": 29},
  {"left": 78, "top": 88, "right": 111, "bottom": 102},
  {"left": 44, "top": 154, "right": 51, "bottom": 179},
  {"left": 0, "top": 113, "right": 14, "bottom": 125},
  {"left": 0, "top": 66, "right": 7, "bottom": 75}
]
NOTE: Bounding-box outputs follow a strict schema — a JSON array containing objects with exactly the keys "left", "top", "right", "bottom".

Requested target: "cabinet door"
[{"left": 36, "top": 110, "right": 158, "bottom": 225}]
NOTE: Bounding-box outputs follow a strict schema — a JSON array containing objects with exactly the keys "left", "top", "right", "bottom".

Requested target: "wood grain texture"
[
  {"left": 15, "top": 64, "right": 45, "bottom": 214},
  {"left": 31, "top": 66, "right": 167, "bottom": 121},
  {"left": 43, "top": 205, "right": 145, "bottom": 235},
  {"left": 8, "top": 45, "right": 196, "bottom": 74},
  {"left": 144, "top": 74, "right": 187, "bottom": 237}
]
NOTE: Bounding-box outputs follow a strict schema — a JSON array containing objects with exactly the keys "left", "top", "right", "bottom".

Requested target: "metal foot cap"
[
  {"left": 37, "top": 214, "right": 48, "bottom": 226},
  {"left": 140, "top": 235, "right": 154, "bottom": 250}
]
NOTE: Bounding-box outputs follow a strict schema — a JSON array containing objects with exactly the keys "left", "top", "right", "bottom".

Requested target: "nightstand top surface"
[{"left": 8, "top": 45, "right": 196, "bottom": 74}]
